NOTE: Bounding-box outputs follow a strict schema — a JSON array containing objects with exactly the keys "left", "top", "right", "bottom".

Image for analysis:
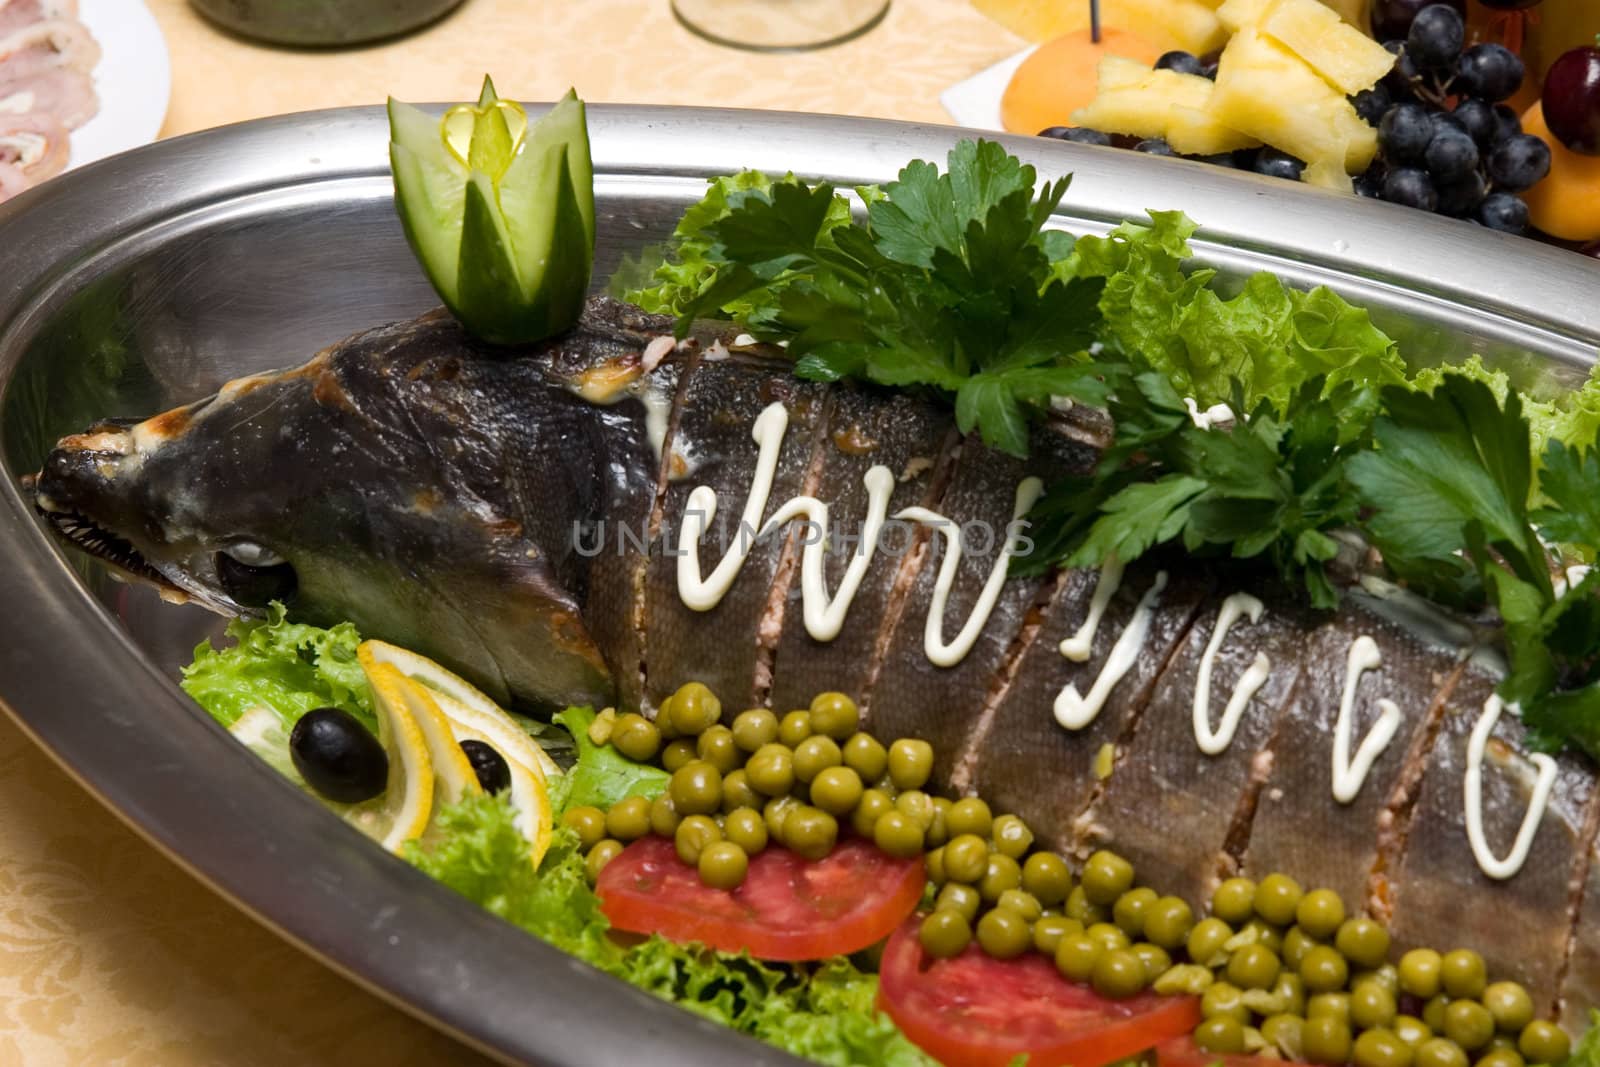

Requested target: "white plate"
[
  {"left": 68, "top": 0, "right": 170, "bottom": 169},
  {"left": 939, "top": 46, "right": 1034, "bottom": 133}
]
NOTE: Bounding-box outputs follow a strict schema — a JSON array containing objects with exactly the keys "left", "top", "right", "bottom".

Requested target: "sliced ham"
[
  {"left": 0, "top": 158, "right": 25, "bottom": 199},
  {"left": 0, "top": 0, "right": 44, "bottom": 39},
  {"left": 0, "top": 66, "right": 95, "bottom": 128},
  {"left": 0, "top": 110, "right": 69, "bottom": 185},
  {"left": 0, "top": 18, "right": 100, "bottom": 74}
]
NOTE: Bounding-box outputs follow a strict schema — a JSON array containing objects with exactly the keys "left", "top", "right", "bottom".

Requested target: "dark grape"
[
  {"left": 1380, "top": 102, "right": 1435, "bottom": 164},
  {"left": 1383, "top": 167, "right": 1439, "bottom": 210},
  {"left": 1435, "top": 170, "right": 1487, "bottom": 216},
  {"left": 1155, "top": 50, "right": 1207, "bottom": 77},
  {"left": 1491, "top": 104, "right": 1522, "bottom": 144},
  {"left": 1427, "top": 109, "right": 1466, "bottom": 137},
  {"left": 1487, "top": 133, "right": 1552, "bottom": 191},
  {"left": 1351, "top": 84, "right": 1392, "bottom": 126},
  {"left": 1039, "top": 126, "right": 1114, "bottom": 146},
  {"left": 1354, "top": 170, "right": 1386, "bottom": 198},
  {"left": 1452, "top": 98, "right": 1497, "bottom": 148},
  {"left": 1370, "top": 0, "right": 1464, "bottom": 43},
  {"left": 1541, "top": 46, "right": 1600, "bottom": 155},
  {"left": 1195, "top": 152, "right": 1241, "bottom": 168},
  {"left": 1254, "top": 148, "right": 1305, "bottom": 181},
  {"left": 1455, "top": 44, "right": 1524, "bottom": 104},
  {"left": 1135, "top": 138, "right": 1176, "bottom": 156},
  {"left": 1382, "top": 41, "right": 1421, "bottom": 98},
  {"left": 1425, "top": 127, "right": 1478, "bottom": 182},
  {"left": 1477, "top": 192, "right": 1529, "bottom": 233},
  {"left": 1407, "top": 4, "right": 1464, "bottom": 71}
]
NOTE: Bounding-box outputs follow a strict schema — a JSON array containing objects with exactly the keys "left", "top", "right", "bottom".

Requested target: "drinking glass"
[{"left": 671, "top": 0, "right": 891, "bottom": 52}]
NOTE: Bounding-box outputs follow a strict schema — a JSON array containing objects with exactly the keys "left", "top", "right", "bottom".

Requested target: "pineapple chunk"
[
  {"left": 1217, "top": 0, "right": 1279, "bottom": 32},
  {"left": 1304, "top": 155, "right": 1356, "bottom": 193},
  {"left": 1099, "top": 55, "right": 1154, "bottom": 93},
  {"left": 1334, "top": 99, "right": 1380, "bottom": 170},
  {"left": 1168, "top": 105, "right": 1262, "bottom": 155},
  {"left": 1211, "top": 29, "right": 1360, "bottom": 170},
  {"left": 972, "top": 0, "right": 1225, "bottom": 53},
  {"left": 1074, "top": 63, "right": 1259, "bottom": 153},
  {"left": 1116, "top": 0, "right": 1229, "bottom": 54},
  {"left": 1263, "top": 0, "right": 1396, "bottom": 93}
]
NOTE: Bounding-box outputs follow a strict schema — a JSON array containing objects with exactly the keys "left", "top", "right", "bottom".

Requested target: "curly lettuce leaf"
[
  {"left": 548, "top": 705, "right": 669, "bottom": 815},
  {"left": 1561, "top": 1012, "right": 1600, "bottom": 1067},
  {"left": 179, "top": 603, "right": 370, "bottom": 730}
]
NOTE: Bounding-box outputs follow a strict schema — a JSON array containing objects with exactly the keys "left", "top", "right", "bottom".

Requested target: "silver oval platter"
[{"left": 0, "top": 105, "right": 1598, "bottom": 1066}]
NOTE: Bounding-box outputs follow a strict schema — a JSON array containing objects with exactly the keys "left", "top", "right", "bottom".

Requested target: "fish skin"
[
  {"left": 1079, "top": 586, "right": 1309, "bottom": 904},
  {"left": 962, "top": 565, "right": 1211, "bottom": 856},
  {"left": 763, "top": 387, "right": 955, "bottom": 713},
  {"left": 1388, "top": 666, "right": 1596, "bottom": 1012},
  {"left": 1240, "top": 599, "right": 1465, "bottom": 912},
  {"left": 641, "top": 353, "right": 829, "bottom": 715},
  {"left": 1561, "top": 821, "right": 1600, "bottom": 1031}
]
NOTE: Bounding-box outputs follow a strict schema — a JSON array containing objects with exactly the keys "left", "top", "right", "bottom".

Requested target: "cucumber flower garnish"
[{"left": 388, "top": 76, "right": 595, "bottom": 345}]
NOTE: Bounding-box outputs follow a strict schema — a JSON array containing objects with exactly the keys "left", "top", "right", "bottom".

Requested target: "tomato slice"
[
  {"left": 878, "top": 917, "right": 1202, "bottom": 1067},
  {"left": 595, "top": 837, "right": 925, "bottom": 961},
  {"left": 1157, "top": 1036, "right": 1307, "bottom": 1067}
]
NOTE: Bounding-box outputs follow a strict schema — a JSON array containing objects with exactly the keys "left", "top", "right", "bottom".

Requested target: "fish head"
[{"left": 32, "top": 323, "right": 619, "bottom": 711}]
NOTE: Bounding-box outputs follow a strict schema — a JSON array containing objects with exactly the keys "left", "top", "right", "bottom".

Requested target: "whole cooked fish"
[{"left": 30, "top": 297, "right": 1600, "bottom": 1024}]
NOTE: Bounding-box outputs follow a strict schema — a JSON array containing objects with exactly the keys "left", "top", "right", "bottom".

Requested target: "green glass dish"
[{"left": 189, "top": 0, "right": 467, "bottom": 48}]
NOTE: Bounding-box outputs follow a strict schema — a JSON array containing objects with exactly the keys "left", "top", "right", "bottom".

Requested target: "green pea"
[
  {"left": 763, "top": 795, "right": 799, "bottom": 841},
  {"left": 721, "top": 769, "right": 762, "bottom": 812},
  {"left": 1442, "top": 950, "right": 1488, "bottom": 999},
  {"left": 1113, "top": 887, "right": 1158, "bottom": 939},
  {"left": 926, "top": 797, "right": 951, "bottom": 848},
  {"left": 1304, "top": 1015, "right": 1355, "bottom": 1066},
  {"left": 1337, "top": 917, "right": 1392, "bottom": 970},
  {"left": 696, "top": 725, "right": 741, "bottom": 774},
  {"left": 669, "top": 760, "right": 723, "bottom": 816},
  {"left": 1132, "top": 942, "right": 1172, "bottom": 982},
  {"left": 562, "top": 806, "right": 607, "bottom": 850},
  {"left": 1143, "top": 896, "right": 1194, "bottom": 951},
  {"left": 1229, "top": 943, "right": 1282, "bottom": 990},
  {"left": 605, "top": 796, "right": 653, "bottom": 841},
  {"left": 1487, "top": 1036, "right": 1519, "bottom": 1055},
  {"left": 947, "top": 797, "right": 994, "bottom": 839},
  {"left": 888, "top": 738, "right": 935, "bottom": 791},
  {"left": 1212, "top": 877, "right": 1257, "bottom": 925},
  {"left": 1358, "top": 964, "right": 1402, "bottom": 998},
  {"left": 873, "top": 811, "right": 926, "bottom": 859},
  {"left": 977, "top": 906, "right": 1033, "bottom": 959},
  {"left": 1355, "top": 1028, "right": 1416, "bottom": 1067},
  {"left": 938, "top": 882, "right": 983, "bottom": 923},
  {"left": 778, "top": 710, "right": 812, "bottom": 747},
  {"left": 1187, "top": 917, "right": 1234, "bottom": 966},
  {"left": 1476, "top": 1050, "right": 1526, "bottom": 1067},
  {"left": 1243, "top": 917, "right": 1285, "bottom": 955},
  {"left": 1093, "top": 948, "right": 1148, "bottom": 999},
  {"left": 979, "top": 853, "right": 1023, "bottom": 903},
  {"left": 920, "top": 909, "right": 974, "bottom": 959},
  {"left": 731, "top": 708, "right": 779, "bottom": 752},
  {"left": 1263, "top": 1014, "right": 1307, "bottom": 1060},
  {"left": 723, "top": 807, "right": 768, "bottom": 855},
  {"left": 1087, "top": 922, "right": 1131, "bottom": 952},
  {"left": 944, "top": 834, "right": 990, "bottom": 884},
  {"left": 1309, "top": 992, "right": 1353, "bottom": 1024},
  {"left": 650, "top": 793, "right": 681, "bottom": 837},
  {"left": 653, "top": 697, "right": 679, "bottom": 741},
  {"left": 1203, "top": 981, "right": 1251, "bottom": 1023},
  {"left": 1417, "top": 1038, "right": 1471, "bottom": 1067},
  {"left": 1082, "top": 850, "right": 1135, "bottom": 905},
  {"left": 1066, "top": 885, "right": 1109, "bottom": 925},
  {"left": 1401, "top": 949, "right": 1444, "bottom": 998},
  {"left": 668, "top": 682, "right": 721, "bottom": 736},
  {"left": 1301, "top": 944, "right": 1351, "bottom": 993},
  {"left": 1445, "top": 1000, "right": 1496, "bottom": 1051},
  {"left": 793, "top": 735, "right": 843, "bottom": 783},
  {"left": 1352, "top": 980, "right": 1400, "bottom": 1030},
  {"left": 661, "top": 738, "right": 698, "bottom": 774},
  {"left": 1196, "top": 1017, "right": 1248, "bottom": 1055},
  {"left": 586, "top": 839, "right": 624, "bottom": 882},
  {"left": 1394, "top": 1016, "right": 1434, "bottom": 1049},
  {"left": 998, "top": 889, "right": 1043, "bottom": 923},
  {"left": 991, "top": 814, "right": 1034, "bottom": 859},
  {"left": 1022, "top": 852, "right": 1073, "bottom": 907},
  {"left": 809, "top": 765, "right": 863, "bottom": 816},
  {"left": 1284, "top": 925, "right": 1320, "bottom": 970},
  {"left": 698, "top": 841, "right": 748, "bottom": 890},
  {"left": 803, "top": 691, "right": 855, "bottom": 740},
  {"left": 611, "top": 713, "right": 661, "bottom": 762},
  {"left": 674, "top": 815, "right": 722, "bottom": 865},
  {"left": 1518, "top": 1021, "right": 1571, "bottom": 1064},
  {"left": 1297, "top": 888, "right": 1348, "bottom": 940},
  {"left": 1270, "top": 971, "right": 1308, "bottom": 1017},
  {"left": 851, "top": 788, "right": 895, "bottom": 838},
  {"left": 1422, "top": 996, "right": 1452, "bottom": 1034},
  {"left": 1034, "top": 915, "right": 1083, "bottom": 957},
  {"left": 745, "top": 744, "right": 795, "bottom": 797},
  {"left": 842, "top": 732, "right": 888, "bottom": 783},
  {"left": 1482, "top": 983, "right": 1534, "bottom": 1034},
  {"left": 1254, "top": 873, "right": 1305, "bottom": 927},
  {"left": 783, "top": 805, "right": 838, "bottom": 861},
  {"left": 924, "top": 846, "right": 947, "bottom": 886},
  {"left": 1056, "top": 933, "right": 1101, "bottom": 982},
  {"left": 897, "top": 790, "right": 936, "bottom": 831}
]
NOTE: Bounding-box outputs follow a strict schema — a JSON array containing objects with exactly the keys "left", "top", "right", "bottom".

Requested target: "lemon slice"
[
  {"left": 359, "top": 651, "right": 482, "bottom": 809},
  {"left": 227, "top": 705, "right": 302, "bottom": 784},
  {"left": 350, "top": 665, "right": 437, "bottom": 852},
  {"left": 358, "top": 639, "right": 563, "bottom": 780}
]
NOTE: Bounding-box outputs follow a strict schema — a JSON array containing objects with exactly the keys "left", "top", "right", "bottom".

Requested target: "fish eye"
[
  {"left": 220, "top": 541, "right": 284, "bottom": 568},
  {"left": 215, "top": 550, "right": 297, "bottom": 608}
]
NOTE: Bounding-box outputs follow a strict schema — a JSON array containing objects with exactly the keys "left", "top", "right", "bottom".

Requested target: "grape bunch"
[{"left": 1363, "top": 2, "right": 1550, "bottom": 233}]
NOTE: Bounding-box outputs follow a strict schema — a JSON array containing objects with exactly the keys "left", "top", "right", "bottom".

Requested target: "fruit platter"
[{"left": 2, "top": 82, "right": 1600, "bottom": 1067}]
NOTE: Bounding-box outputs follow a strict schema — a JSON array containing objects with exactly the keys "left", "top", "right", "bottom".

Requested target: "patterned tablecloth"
[{"left": 1, "top": 1, "right": 1018, "bottom": 1062}]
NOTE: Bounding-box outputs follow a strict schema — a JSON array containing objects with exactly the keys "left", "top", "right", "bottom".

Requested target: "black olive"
[
  {"left": 289, "top": 707, "right": 388, "bottom": 803},
  {"left": 217, "top": 551, "right": 297, "bottom": 607},
  {"left": 460, "top": 739, "right": 511, "bottom": 794}
]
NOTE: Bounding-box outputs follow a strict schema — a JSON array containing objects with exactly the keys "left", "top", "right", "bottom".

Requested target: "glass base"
[{"left": 671, "top": 0, "right": 890, "bottom": 52}]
